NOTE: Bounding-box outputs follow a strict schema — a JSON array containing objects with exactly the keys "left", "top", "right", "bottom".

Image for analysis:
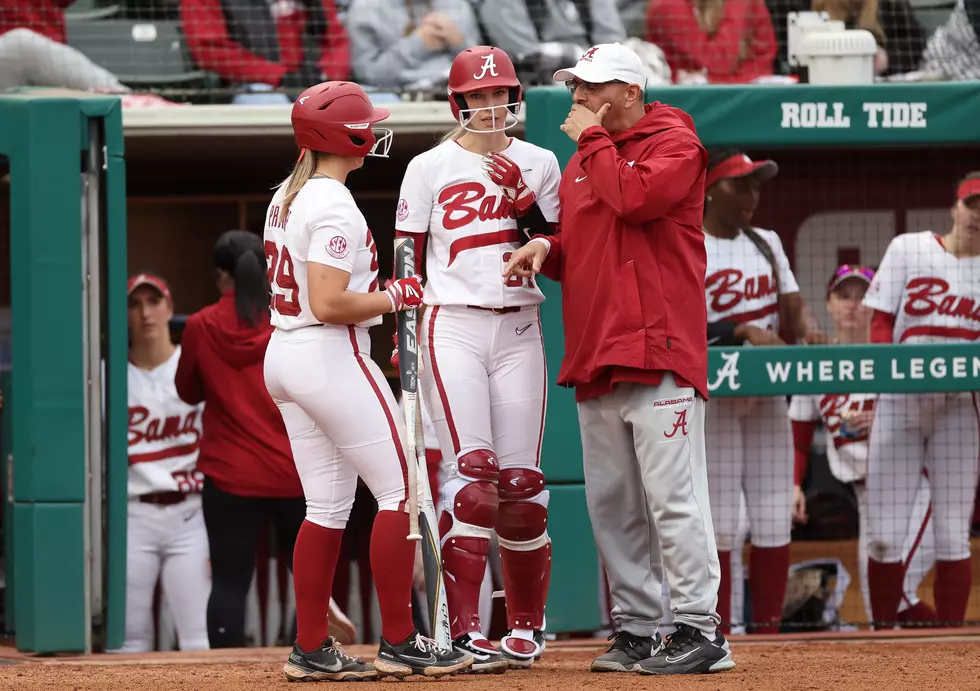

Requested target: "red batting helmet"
[
  {"left": 448, "top": 46, "right": 522, "bottom": 132},
  {"left": 291, "top": 81, "right": 392, "bottom": 158}
]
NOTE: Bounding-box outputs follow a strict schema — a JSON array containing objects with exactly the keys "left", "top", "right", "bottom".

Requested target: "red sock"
[
  {"left": 867, "top": 559, "right": 904, "bottom": 628},
  {"left": 748, "top": 544, "right": 790, "bottom": 634},
  {"left": 716, "top": 550, "right": 732, "bottom": 634},
  {"left": 934, "top": 558, "right": 972, "bottom": 626},
  {"left": 897, "top": 600, "right": 938, "bottom": 626},
  {"left": 292, "top": 520, "right": 345, "bottom": 652},
  {"left": 370, "top": 510, "right": 416, "bottom": 644}
]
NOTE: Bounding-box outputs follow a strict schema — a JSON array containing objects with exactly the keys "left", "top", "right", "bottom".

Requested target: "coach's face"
[{"left": 570, "top": 80, "right": 642, "bottom": 133}]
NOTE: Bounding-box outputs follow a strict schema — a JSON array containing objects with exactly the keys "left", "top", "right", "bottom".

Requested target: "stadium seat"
[
  {"left": 908, "top": 0, "right": 956, "bottom": 35},
  {"left": 65, "top": 18, "right": 219, "bottom": 91}
]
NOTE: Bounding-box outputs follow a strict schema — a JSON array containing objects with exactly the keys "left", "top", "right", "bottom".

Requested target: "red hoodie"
[
  {"left": 538, "top": 104, "right": 710, "bottom": 402},
  {"left": 175, "top": 291, "right": 302, "bottom": 498},
  {"left": 1, "top": 1, "right": 73, "bottom": 43}
]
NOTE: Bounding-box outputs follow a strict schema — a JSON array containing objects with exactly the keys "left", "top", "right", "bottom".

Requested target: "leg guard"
[
  {"left": 440, "top": 449, "right": 499, "bottom": 638},
  {"left": 496, "top": 466, "right": 551, "bottom": 631}
]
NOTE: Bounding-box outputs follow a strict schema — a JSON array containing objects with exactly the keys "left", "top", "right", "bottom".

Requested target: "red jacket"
[
  {"left": 646, "top": 0, "right": 776, "bottom": 83},
  {"left": 1, "top": 0, "right": 73, "bottom": 43},
  {"left": 180, "top": 0, "right": 350, "bottom": 86},
  {"left": 175, "top": 291, "right": 302, "bottom": 498},
  {"left": 538, "top": 104, "right": 710, "bottom": 401}
]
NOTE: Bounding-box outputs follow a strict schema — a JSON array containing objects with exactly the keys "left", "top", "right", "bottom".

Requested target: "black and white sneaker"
[
  {"left": 374, "top": 630, "right": 474, "bottom": 678},
  {"left": 635, "top": 624, "right": 735, "bottom": 675},
  {"left": 590, "top": 631, "right": 661, "bottom": 672},
  {"left": 500, "top": 630, "right": 546, "bottom": 669},
  {"left": 453, "top": 632, "right": 509, "bottom": 674},
  {"left": 282, "top": 637, "right": 377, "bottom": 682}
]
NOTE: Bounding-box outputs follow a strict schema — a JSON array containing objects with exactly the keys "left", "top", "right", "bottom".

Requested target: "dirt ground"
[{"left": 4, "top": 634, "right": 980, "bottom": 691}]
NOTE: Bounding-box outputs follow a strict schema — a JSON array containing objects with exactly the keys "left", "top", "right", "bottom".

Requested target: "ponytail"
[
  {"left": 279, "top": 148, "right": 317, "bottom": 220},
  {"left": 439, "top": 124, "right": 465, "bottom": 145},
  {"left": 213, "top": 230, "right": 270, "bottom": 328}
]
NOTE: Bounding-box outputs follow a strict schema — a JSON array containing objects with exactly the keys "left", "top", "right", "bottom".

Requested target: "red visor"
[
  {"left": 705, "top": 154, "right": 779, "bottom": 190},
  {"left": 957, "top": 178, "right": 980, "bottom": 201},
  {"left": 127, "top": 273, "right": 172, "bottom": 300}
]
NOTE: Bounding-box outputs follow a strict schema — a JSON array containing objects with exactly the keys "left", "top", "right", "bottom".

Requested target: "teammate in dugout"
[
  {"left": 117, "top": 273, "right": 210, "bottom": 654},
  {"left": 262, "top": 81, "right": 471, "bottom": 681},
  {"left": 701, "top": 149, "right": 826, "bottom": 634},
  {"left": 505, "top": 42, "right": 734, "bottom": 676},
  {"left": 790, "top": 265, "right": 937, "bottom": 628},
  {"left": 393, "top": 45, "right": 560, "bottom": 672},
  {"left": 864, "top": 172, "right": 980, "bottom": 627}
]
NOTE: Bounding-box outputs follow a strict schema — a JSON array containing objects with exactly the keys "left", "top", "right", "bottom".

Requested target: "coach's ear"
[{"left": 625, "top": 83, "right": 644, "bottom": 108}]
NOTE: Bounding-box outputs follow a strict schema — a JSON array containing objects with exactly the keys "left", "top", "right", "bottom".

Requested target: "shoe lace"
[
  {"left": 606, "top": 631, "right": 637, "bottom": 652},
  {"left": 412, "top": 632, "right": 440, "bottom": 654},
  {"left": 328, "top": 640, "right": 357, "bottom": 662},
  {"left": 662, "top": 626, "right": 697, "bottom": 654}
]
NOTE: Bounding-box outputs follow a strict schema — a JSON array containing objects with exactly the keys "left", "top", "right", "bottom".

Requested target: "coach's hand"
[
  {"left": 503, "top": 241, "right": 548, "bottom": 279},
  {"left": 385, "top": 274, "right": 424, "bottom": 313},
  {"left": 561, "top": 103, "right": 611, "bottom": 142},
  {"left": 483, "top": 153, "right": 536, "bottom": 216}
]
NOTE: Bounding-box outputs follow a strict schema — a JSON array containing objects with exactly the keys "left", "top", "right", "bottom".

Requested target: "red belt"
[
  {"left": 139, "top": 491, "right": 187, "bottom": 506},
  {"left": 466, "top": 305, "right": 523, "bottom": 314}
]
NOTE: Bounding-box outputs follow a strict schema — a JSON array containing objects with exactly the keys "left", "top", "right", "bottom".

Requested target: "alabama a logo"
[
  {"left": 473, "top": 54, "right": 499, "bottom": 80},
  {"left": 708, "top": 351, "right": 741, "bottom": 392}
]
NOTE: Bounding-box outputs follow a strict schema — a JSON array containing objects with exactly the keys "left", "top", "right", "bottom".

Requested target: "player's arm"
[
  {"left": 577, "top": 129, "right": 703, "bottom": 225},
  {"left": 788, "top": 394, "right": 819, "bottom": 524},
  {"left": 862, "top": 234, "right": 906, "bottom": 343},
  {"left": 394, "top": 156, "right": 433, "bottom": 275},
  {"left": 307, "top": 264, "right": 404, "bottom": 324},
  {"left": 870, "top": 310, "right": 896, "bottom": 343},
  {"left": 174, "top": 316, "right": 205, "bottom": 405}
]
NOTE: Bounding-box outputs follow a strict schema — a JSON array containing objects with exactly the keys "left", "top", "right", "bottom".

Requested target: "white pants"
[
  {"left": 706, "top": 396, "right": 794, "bottom": 550},
  {"left": 867, "top": 392, "right": 979, "bottom": 563},
  {"left": 264, "top": 325, "right": 408, "bottom": 528},
  {"left": 117, "top": 494, "right": 210, "bottom": 652}
]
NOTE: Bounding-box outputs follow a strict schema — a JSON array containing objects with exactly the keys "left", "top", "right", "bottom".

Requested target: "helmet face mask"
[
  {"left": 368, "top": 128, "right": 393, "bottom": 157},
  {"left": 448, "top": 46, "right": 523, "bottom": 134}
]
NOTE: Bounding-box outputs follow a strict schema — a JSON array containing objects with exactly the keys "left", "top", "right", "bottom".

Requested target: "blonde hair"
[
  {"left": 439, "top": 124, "right": 465, "bottom": 145},
  {"left": 279, "top": 149, "right": 318, "bottom": 220},
  {"left": 693, "top": 0, "right": 726, "bottom": 35}
]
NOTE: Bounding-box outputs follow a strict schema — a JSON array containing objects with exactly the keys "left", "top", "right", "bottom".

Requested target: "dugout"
[{"left": 1, "top": 81, "right": 980, "bottom": 651}]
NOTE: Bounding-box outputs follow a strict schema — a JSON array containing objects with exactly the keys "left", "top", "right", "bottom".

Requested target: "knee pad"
[
  {"left": 497, "top": 466, "right": 550, "bottom": 550},
  {"left": 441, "top": 449, "right": 500, "bottom": 541}
]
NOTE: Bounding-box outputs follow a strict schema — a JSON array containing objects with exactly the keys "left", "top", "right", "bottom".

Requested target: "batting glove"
[
  {"left": 482, "top": 152, "right": 536, "bottom": 216},
  {"left": 384, "top": 274, "right": 424, "bottom": 313}
]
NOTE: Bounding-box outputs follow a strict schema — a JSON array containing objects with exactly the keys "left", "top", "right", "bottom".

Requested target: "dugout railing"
[{"left": 524, "top": 82, "right": 980, "bottom": 633}]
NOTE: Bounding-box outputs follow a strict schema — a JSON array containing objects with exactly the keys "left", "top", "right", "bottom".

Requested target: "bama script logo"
[{"left": 707, "top": 351, "right": 741, "bottom": 392}]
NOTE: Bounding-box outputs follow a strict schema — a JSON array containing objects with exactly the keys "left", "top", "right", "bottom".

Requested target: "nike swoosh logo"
[
  {"left": 575, "top": 175, "right": 588, "bottom": 182},
  {"left": 665, "top": 648, "right": 699, "bottom": 663},
  {"left": 515, "top": 323, "right": 533, "bottom": 335},
  {"left": 522, "top": 168, "right": 533, "bottom": 172},
  {"left": 402, "top": 653, "right": 438, "bottom": 664}
]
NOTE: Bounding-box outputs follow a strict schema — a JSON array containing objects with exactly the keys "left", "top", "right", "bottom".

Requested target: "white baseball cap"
[{"left": 553, "top": 43, "right": 647, "bottom": 89}]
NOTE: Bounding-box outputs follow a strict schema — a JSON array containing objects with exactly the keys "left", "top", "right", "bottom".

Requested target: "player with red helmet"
[
  {"left": 393, "top": 47, "right": 561, "bottom": 672},
  {"left": 264, "top": 81, "right": 472, "bottom": 681}
]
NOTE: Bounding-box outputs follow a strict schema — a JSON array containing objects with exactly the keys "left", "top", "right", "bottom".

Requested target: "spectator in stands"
[
  {"left": 346, "top": 0, "right": 480, "bottom": 91},
  {"left": 646, "top": 0, "right": 777, "bottom": 83},
  {"left": 768, "top": 0, "right": 926, "bottom": 77},
  {"left": 479, "top": 0, "right": 628, "bottom": 85},
  {"left": 919, "top": 0, "right": 980, "bottom": 80},
  {"left": 0, "top": 1, "right": 129, "bottom": 92},
  {"left": 701, "top": 150, "right": 826, "bottom": 634},
  {"left": 180, "top": 0, "right": 350, "bottom": 102},
  {"left": 174, "top": 231, "right": 355, "bottom": 647}
]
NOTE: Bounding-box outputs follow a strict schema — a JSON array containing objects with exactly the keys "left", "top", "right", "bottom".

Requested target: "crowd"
[{"left": 0, "top": 0, "right": 979, "bottom": 101}]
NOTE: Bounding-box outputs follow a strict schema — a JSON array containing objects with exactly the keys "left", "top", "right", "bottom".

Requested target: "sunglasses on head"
[{"left": 833, "top": 264, "right": 875, "bottom": 281}]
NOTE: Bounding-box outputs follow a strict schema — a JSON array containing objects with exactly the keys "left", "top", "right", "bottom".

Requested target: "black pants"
[{"left": 202, "top": 477, "right": 306, "bottom": 648}]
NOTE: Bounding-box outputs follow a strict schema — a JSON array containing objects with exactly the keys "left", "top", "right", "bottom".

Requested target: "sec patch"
[
  {"left": 396, "top": 198, "right": 409, "bottom": 222},
  {"left": 327, "top": 236, "right": 349, "bottom": 259}
]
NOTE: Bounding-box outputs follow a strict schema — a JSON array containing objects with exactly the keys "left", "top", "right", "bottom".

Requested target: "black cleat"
[
  {"left": 282, "top": 637, "right": 377, "bottom": 682},
  {"left": 374, "top": 630, "right": 474, "bottom": 678},
  {"left": 590, "top": 631, "right": 661, "bottom": 672},
  {"left": 635, "top": 624, "right": 735, "bottom": 675}
]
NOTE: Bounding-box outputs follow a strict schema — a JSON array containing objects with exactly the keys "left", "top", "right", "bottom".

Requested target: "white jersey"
[
  {"left": 788, "top": 392, "right": 877, "bottom": 484},
  {"left": 704, "top": 227, "right": 799, "bottom": 332},
  {"left": 863, "top": 230, "right": 980, "bottom": 343},
  {"left": 395, "top": 138, "right": 561, "bottom": 308},
  {"left": 127, "top": 347, "right": 205, "bottom": 497},
  {"left": 264, "top": 176, "right": 381, "bottom": 330}
]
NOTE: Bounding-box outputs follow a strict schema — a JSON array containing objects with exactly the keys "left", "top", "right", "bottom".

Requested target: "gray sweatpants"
[
  {"left": 578, "top": 378, "right": 721, "bottom": 636},
  {"left": 0, "top": 29, "right": 127, "bottom": 92}
]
